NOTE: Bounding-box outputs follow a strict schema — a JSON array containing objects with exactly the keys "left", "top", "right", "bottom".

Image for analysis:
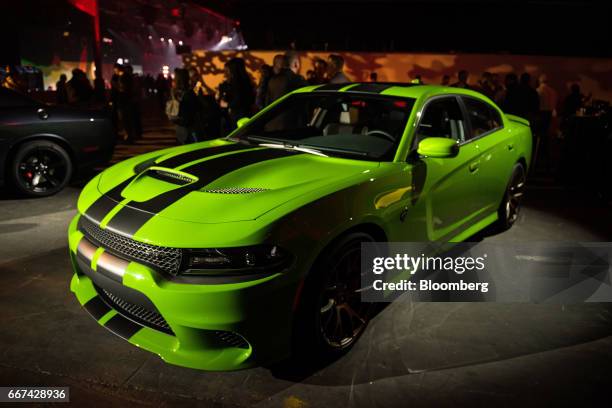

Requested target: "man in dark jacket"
[{"left": 265, "top": 52, "right": 307, "bottom": 106}]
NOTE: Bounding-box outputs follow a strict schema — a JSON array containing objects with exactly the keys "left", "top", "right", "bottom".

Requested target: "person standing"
[
  {"left": 537, "top": 74, "right": 557, "bottom": 135},
  {"left": 265, "top": 52, "right": 307, "bottom": 106},
  {"left": 56, "top": 74, "right": 68, "bottom": 104},
  {"left": 170, "top": 68, "right": 200, "bottom": 145},
  {"left": 536, "top": 74, "right": 558, "bottom": 172},
  {"left": 502, "top": 73, "right": 520, "bottom": 115},
  {"left": 255, "top": 64, "right": 272, "bottom": 110},
  {"left": 66, "top": 68, "right": 93, "bottom": 104},
  {"left": 118, "top": 65, "right": 137, "bottom": 144},
  {"left": 451, "top": 70, "right": 471, "bottom": 89},
  {"left": 93, "top": 69, "right": 106, "bottom": 103},
  {"left": 515, "top": 73, "right": 540, "bottom": 121},
  {"left": 478, "top": 72, "right": 495, "bottom": 99},
  {"left": 218, "top": 58, "right": 255, "bottom": 128},
  {"left": 311, "top": 58, "right": 328, "bottom": 85},
  {"left": 327, "top": 54, "right": 350, "bottom": 84}
]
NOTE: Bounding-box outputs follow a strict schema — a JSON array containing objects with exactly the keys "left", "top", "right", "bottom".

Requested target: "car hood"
[{"left": 96, "top": 144, "right": 379, "bottom": 224}]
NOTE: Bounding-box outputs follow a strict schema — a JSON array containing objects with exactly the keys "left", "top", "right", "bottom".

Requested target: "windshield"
[{"left": 230, "top": 92, "right": 415, "bottom": 161}]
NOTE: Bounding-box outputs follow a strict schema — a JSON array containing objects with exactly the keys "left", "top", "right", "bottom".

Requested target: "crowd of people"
[
  {"left": 165, "top": 52, "right": 354, "bottom": 145},
  {"left": 1, "top": 55, "right": 597, "bottom": 155},
  {"left": 435, "top": 69, "right": 594, "bottom": 171},
  {"left": 53, "top": 65, "right": 174, "bottom": 144}
]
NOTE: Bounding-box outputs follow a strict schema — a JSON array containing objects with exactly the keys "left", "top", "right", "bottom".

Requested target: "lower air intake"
[
  {"left": 214, "top": 330, "right": 249, "bottom": 349},
  {"left": 96, "top": 285, "right": 174, "bottom": 335}
]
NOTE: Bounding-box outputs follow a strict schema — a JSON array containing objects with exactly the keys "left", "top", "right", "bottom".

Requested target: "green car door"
[
  {"left": 460, "top": 96, "right": 516, "bottom": 215},
  {"left": 410, "top": 95, "right": 484, "bottom": 241}
]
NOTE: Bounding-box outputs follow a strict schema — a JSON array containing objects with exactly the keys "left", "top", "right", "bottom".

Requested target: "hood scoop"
[
  {"left": 146, "top": 167, "right": 198, "bottom": 186},
  {"left": 202, "top": 187, "right": 269, "bottom": 194}
]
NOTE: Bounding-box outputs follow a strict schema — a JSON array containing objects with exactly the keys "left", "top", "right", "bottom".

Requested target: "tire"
[
  {"left": 292, "top": 232, "right": 376, "bottom": 364},
  {"left": 10, "top": 140, "right": 73, "bottom": 197},
  {"left": 496, "top": 162, "right": 526, "bottom": 231}
]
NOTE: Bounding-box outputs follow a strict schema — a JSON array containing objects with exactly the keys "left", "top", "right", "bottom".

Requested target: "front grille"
[
  {"left": 96, "top": 285, "right": 174, "bottom": 335},
  {"left": 80, "top": 216, "right": 182, "bottom": 276}
]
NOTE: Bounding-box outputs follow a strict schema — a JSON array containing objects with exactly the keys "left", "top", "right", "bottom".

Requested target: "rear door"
[
  {"left": 459, "top": 96, "right": 512, "bottom": 215},
  {"left": 410, "top": 95, "right": 483, "bottom": 241}
]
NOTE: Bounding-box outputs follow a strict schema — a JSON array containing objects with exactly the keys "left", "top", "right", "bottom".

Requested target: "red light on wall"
[{"left": 171, "top": 8, "right": 180, "bottom": 17}]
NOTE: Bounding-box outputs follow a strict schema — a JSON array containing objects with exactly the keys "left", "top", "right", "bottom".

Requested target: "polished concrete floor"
[{"left": 1, "top": 162, "right": 611, "bottom": 406}]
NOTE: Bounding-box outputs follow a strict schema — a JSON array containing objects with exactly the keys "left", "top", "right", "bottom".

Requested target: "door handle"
[
  {"left": 37, "top": 108, "right": 49, "bottom": 120},
  {"left": 469, "top": 162, "right": 480, "bottom": 173},
  {"left": 507, "top": 143, "right": 514, "bottom": 151}
]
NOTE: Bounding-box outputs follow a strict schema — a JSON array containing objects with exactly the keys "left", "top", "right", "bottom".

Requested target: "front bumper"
[{"left": 67, "top": 214, "right": 296, "bottom": 370}]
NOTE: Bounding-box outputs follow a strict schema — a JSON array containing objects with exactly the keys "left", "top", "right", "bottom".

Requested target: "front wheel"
[
  {"left": 10, "top": 140, "right": 73, "bottom": 197},
  {"left": 293, "top": 232, "right": 375, "bottom": 362},
  {"left": 496, "top": 163, "right": 526, "bottom": 231}
]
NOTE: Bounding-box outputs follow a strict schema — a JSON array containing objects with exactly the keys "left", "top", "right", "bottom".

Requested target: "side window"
[
  {"left": 463, "top": 97, "right": 502, "bottom": 139},
  {"left": 415, "top": 97, "right": 466, "bottom": 147}
]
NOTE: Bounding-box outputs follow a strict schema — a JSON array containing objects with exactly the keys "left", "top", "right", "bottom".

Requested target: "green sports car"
[{"left": 68, "top": 83, "right": 532, "bottom": 370}]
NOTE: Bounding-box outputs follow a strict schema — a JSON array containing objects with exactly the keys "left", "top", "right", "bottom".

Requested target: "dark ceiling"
[{"left": 198, "top": 0, "right": 612, "bottom": 57}]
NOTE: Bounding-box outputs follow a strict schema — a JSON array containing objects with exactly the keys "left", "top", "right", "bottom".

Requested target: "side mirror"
[
  {"left": 236, "top": 117, "right": 250, "bottom": 128},
  {"left": 417, "top": 137, "right": 459, "bottom": 158}
]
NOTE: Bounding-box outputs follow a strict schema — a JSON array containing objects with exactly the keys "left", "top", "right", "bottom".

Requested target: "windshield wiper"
[
  {"left": 245, "top": 135, "right": 371, "bottom": 158},
  {"left": 243, "top": 135, "right": 327, "bottom": 157},
  {"left": 259, "top": 142, "right": 329, "bottom": 157}
]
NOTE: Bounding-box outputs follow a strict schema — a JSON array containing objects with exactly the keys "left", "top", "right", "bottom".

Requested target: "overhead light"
[
  {"left": 168, "top": 38, "right": 173, "bottom": 43},
  {"left": 148, "top": 35, "right": 153, "bottom": 40},
  {"left": 178, "top": 40, "right": 183, "bottom": 46},
  {"left": 116, "top": 58, "right": 124, "bottom": 64},
  {"left": 160, "top": 37, "right": 165, "bottom": 42}
]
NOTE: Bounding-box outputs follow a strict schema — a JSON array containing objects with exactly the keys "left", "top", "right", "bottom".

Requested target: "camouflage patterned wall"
[{"left": 184, "top": 50, "right": 612, "bottom": 105}]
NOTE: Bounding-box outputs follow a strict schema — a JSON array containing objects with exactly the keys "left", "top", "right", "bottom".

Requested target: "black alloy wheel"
[
  {"left": 11, "top": 140, "right": 72, "bottom": 197},
  {"left": 498, "top": 163, "right": 526, "bottom": 230},
  {"left": 293, "top": 232, "right": 375, "bottom": 363},
  {"left": 319, "top": 243, "right": 371, "bottom": 349}
]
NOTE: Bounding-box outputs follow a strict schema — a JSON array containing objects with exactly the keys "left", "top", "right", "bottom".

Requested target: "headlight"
[{"left": 182, "top": 245, "right": 291, "bottom": 275}]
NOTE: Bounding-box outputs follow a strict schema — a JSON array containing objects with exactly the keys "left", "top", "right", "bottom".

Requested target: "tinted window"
[
  {"left": 232, "top": 93, "right": 415, "bottom": 161},
  {"left": 463, "top": 97, "right": 502, "bottom": 139},
  {"left": 415, "top": 97, "right": 466, "bottom": 146}
]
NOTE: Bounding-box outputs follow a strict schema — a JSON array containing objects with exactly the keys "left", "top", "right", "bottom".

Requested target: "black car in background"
[{"left": 0, "top": 87, "right": 115, "bottom": 197}]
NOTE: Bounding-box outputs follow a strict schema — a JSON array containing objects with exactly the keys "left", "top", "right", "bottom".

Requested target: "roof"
[{"left": 296, "top": 82, "right": 489, "bottom": 102}]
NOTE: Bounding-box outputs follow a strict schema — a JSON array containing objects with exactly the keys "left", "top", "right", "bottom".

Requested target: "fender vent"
[{"left": 203, "top": 187, "right": 269, "bottom": 194}]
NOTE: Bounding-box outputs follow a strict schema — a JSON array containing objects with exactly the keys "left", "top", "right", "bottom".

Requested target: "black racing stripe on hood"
[
  {"left": 105, "top": 148, "right": 298, "bottom": 236},
  {"left": 83, "top": 144, "right": 249, "bottom": 224},
  {"left": 84, "top": 178, "right": 133, "bottom": 223},
  {"left": 156, "top": 143, "right": 249, "bottom": 168}
]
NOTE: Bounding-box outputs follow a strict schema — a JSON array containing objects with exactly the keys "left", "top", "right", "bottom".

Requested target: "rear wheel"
[
  {"left": 10, "top": 140, "right": 72, "bottom": 197},
  {"left": 293, "top": 232, "right": 375, "bottom": 362},
  {"left": 497, "top": 163, "right": 526, "bottom": 231}
]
